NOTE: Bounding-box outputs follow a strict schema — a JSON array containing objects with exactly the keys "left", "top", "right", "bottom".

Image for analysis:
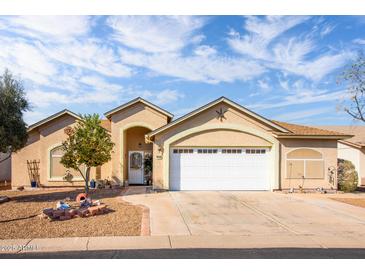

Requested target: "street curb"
[{"left": 2, "top": 234, "right": 365, "bottom": 254}]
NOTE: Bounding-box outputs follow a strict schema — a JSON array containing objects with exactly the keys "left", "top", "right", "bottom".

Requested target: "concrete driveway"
[{"left": 123, "top": 190, "right": 365, "bottom": 239}]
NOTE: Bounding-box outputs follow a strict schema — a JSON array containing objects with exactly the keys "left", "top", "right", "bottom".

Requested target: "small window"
[
  {"left": 222, "top": 149, "right": 226, "bottom": 154},
  {"left": 286, "top": 148, "right": 324, "bottom": 179},
  {"left": 189, "top": 149, "right": 194, "bottom": 154},
  {"left": 198, "top": 149, "right": 202, "bottom": 154},
  {"left": 213, "top": 149, "right": 218, "bottom": 154},
  {"left": 237, "top": 149, "right": 242, "bottom": 154},
  {"left": 203, "top": 149, "right": 207, "bottom": 153},
  {"left": 173, "top": 149, "right": 178, "bottom": 154},
  {"left": 50, "top": 145, "right": 85, "bottom": 180}
]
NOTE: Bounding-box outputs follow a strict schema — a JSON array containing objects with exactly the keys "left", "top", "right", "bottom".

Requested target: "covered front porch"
[{"left": 122, "top": 126, "right": 153, "bottom": 185}]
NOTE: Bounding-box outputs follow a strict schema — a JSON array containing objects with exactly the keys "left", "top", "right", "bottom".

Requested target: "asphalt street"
[{"left": 2, "top": 248, "right": 365, "bottom": 259}]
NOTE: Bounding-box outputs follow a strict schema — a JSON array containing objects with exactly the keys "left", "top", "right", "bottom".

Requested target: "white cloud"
[
  {"left": 249, "top": 88, "right": 347, "bottom": 111},
  {"left": 119, "top": 49, "right": 265, "bottom": 84},
  {"left": 228, "top": 16, "right": 352, "bottom": 81},
  {"left": 194, "top": 45, "right": 217, "bottom": 57},
  {"left": 0, "top": 16, "right": 91, "bottom": 40},
  {"left": 107, "top": 16, "right": 205, "bottom": 53},
  {"left": 228, "top": 16, "right": 310, "bottom": 60},
  {"left": 273, "top": 107, "right": 333, "bottom": 122},
  {"left": 0, "top": 37, "right": 58, "bottom": 85},
  {"left": 278, "top": 78, "right": 289, "bottom": 91},
  {"left": 320, "top": 24, "right": 335, "bottom": 37},
  {"left": 138, "top": 89, "right": 185, "bottom": 105},
  {"left": 353, "top": 38, "right": 365, "bottom": 45},
  {"left": 271, "top": 38, "right": 352, "bottom": 81},
  {"left": 257, "top": 79, "right": 270, "bottom": 90},
  {"left": 79, "top": 75, "right": 122, "bottom": 92},
  {"left": 41, "top": 39, "right": 133, "bottom": 78}
]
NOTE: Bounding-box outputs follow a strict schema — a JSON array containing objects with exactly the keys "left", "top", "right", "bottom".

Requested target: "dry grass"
[
  {"left": 0, "top": 188, "right": 143, "bottom": 239},
  {"left": 331, "top": 198, "right": 365, "bottom": 208}
]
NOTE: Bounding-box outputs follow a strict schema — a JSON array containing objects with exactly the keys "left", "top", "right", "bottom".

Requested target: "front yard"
[
  {"left": 0, "top": 188, "right": 143, "bottom": 239},
  {"left": 331, "top": 197, "right": 365, "bottom": 208}
]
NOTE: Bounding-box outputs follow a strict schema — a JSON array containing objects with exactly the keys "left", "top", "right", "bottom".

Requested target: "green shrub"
[{"left": 337, "top": 159, "right": 358, "bottom": 192}]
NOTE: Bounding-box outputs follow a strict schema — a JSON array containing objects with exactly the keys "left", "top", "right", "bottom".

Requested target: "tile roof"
[
  {"left": 271, "top": 121, "right": 352, "bottom": 137},
  {"left": 316, "top": 125, "right": 365, "bottom": 147}
]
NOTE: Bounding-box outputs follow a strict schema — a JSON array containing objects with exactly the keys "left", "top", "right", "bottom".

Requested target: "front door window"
[{"left": 130, "top": 152, "right": 142, "bottom": 169}]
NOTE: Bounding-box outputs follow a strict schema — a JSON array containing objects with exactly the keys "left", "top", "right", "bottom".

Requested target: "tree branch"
[
  {"left": 77, "top": 166, "right": 87, "bottom": 182},
  {"left": 354, "top": 95, "right": 365, "bottom": 122}
]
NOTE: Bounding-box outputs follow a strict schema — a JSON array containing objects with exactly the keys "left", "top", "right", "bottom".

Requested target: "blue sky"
[{"left": 0, "top": 15, "right": 364, "bottom": 126}]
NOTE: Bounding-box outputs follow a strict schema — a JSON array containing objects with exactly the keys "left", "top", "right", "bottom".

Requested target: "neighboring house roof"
[
  {"left": 27, "top": 109, "right": 81, "bottom": 132},
  {"left": 271, "top": 121, "right": 352, "bottom": 139},
  {"left": 316, "top": 125, "right": 365, "bottom": 148},
  {"left": 100, "top": 119, "right": 111, "bottom": 132},
  {"left": 146, "top": 97, "right": 290, "bottom": 139},
  {"left": 104, "top": 97, "right": 174, "bottom": 120}
]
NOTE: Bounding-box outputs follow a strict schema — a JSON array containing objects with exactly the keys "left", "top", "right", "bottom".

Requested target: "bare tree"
[{"left": 339, "top": 52, "right": 365, "bottom": 122}]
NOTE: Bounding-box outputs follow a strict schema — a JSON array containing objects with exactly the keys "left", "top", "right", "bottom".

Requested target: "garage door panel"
[{"left": 170, "top": 147, "right": 270, "bottom": 190}]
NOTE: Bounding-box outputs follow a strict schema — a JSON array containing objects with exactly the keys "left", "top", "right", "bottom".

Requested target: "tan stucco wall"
[
  {"left": 11, "top": 114, "right": 104, "bottom": 188},
  {"left": 279, "top": 139, "right": 338, "bottom": 190},
  {"left": 109, "top": 102, "right": 169, "bottom": 183},
  {"left": 171, "top": 129, "right": 272, "bottom": 147},
  {"left": 152, "top": 102, "right": 278, "bottom": 190},
  {"left": 0, "top": 152, "right": 11, "bottom": 182}
]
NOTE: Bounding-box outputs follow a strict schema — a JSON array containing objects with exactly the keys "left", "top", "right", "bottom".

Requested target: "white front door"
[
  {"left": 169, "top": 147, "right": 271, "bottom": 190},
  {"left": 128, "top": 151, "right": 144, "bottom": 184}
]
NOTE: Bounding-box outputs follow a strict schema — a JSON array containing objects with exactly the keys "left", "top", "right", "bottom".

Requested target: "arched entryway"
[{"left": 123, "top": 126, "right": 153, "bottom": 185}]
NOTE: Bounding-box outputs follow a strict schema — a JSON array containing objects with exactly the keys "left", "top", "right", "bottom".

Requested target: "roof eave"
[
  {"left": 147, "top": 97, "right": 289, "bottom": 138},
  {"left": 273, "top": 134, "right": 353, "bottom": 140},
  {"left": 27, "top": 109, "right": 81, "bottom": 132},
  {"left": 339, "top": 140, "right": 365, "bottom": 149},
  {"left": 104, "top": 97, "right": 174, "bottom": 120}
]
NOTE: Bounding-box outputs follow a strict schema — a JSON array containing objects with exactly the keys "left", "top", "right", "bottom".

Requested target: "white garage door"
[{"left": 169, "top": 147, "right": 271, "bottom": 190}]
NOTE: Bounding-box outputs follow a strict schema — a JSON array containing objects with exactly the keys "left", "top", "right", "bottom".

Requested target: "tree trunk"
[{"left": 85, "top": 167, "right": 91, "bottom": 195}]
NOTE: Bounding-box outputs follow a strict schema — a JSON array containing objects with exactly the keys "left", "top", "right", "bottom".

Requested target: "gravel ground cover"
[{"left": 0, "top": 188, "right": 142, "bottom": 239}]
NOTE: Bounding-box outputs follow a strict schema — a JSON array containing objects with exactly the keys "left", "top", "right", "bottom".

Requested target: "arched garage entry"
[{"left": 162, "top": 123, "right": 280, "bottom": 191}]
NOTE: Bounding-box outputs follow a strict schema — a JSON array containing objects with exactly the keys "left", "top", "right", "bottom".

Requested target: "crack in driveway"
[{"left": 224, "top": 192, "right": 301, "bottom": 235}]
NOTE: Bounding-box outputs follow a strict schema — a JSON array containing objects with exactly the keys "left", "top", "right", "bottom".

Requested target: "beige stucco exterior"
[
  {"left": 151, "top": 102, "right": 280, "bottom": 190},
  {"left": 279, "top": 139, "right": 338, "bottom": 190},
  {"left": 109, "top": 102, "right": 169, "bottom": 183},
  {"left": 9, "top": 97, "right": 346, "bottom": 191},
  {"left": 11, "top": 114, "right": 103, "bottom": 188}
]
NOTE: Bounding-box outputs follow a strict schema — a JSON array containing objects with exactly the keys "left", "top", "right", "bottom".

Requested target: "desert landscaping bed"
[
  {"left": 331, "top": 197, "right": 365, "bottom": 208},
  {"left": 0, "top": 188, "right": 143, "bottom": 239}
]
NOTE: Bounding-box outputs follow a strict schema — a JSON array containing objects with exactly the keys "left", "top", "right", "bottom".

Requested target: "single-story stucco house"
[
  {"left": 317, "top": 126, "right": 365, "bottom": 187},
  {"left": 10, "top": 97, "right": 352, "bottom": 191}
]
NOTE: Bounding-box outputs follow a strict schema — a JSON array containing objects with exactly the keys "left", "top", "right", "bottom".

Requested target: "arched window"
[
  {"left": 49, "top": 146, "right": 84, "bottom": 180},
  {"left": 286, "top": 148, "right": 324, "bottom": 179}
]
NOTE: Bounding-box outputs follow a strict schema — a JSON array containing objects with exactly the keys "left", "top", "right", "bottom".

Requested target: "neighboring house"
[
  {"left": 11, "top": 97, "right": 351, "bottom": 191},
  {"left": 0, "top": 152, "right": 11, "bottom": 182},
  {"left": 318, "top": 126, "right": 365, "bottom": 186}
]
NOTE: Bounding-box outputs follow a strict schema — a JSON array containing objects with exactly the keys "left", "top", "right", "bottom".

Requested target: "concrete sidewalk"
[{"left": 2, "top": 234, "right": 365, "bottom": 254}]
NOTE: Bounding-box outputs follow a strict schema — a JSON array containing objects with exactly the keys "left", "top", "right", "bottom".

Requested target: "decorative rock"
[{"left": 59, "top": 215, "right": 71, "bottom": 221}]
